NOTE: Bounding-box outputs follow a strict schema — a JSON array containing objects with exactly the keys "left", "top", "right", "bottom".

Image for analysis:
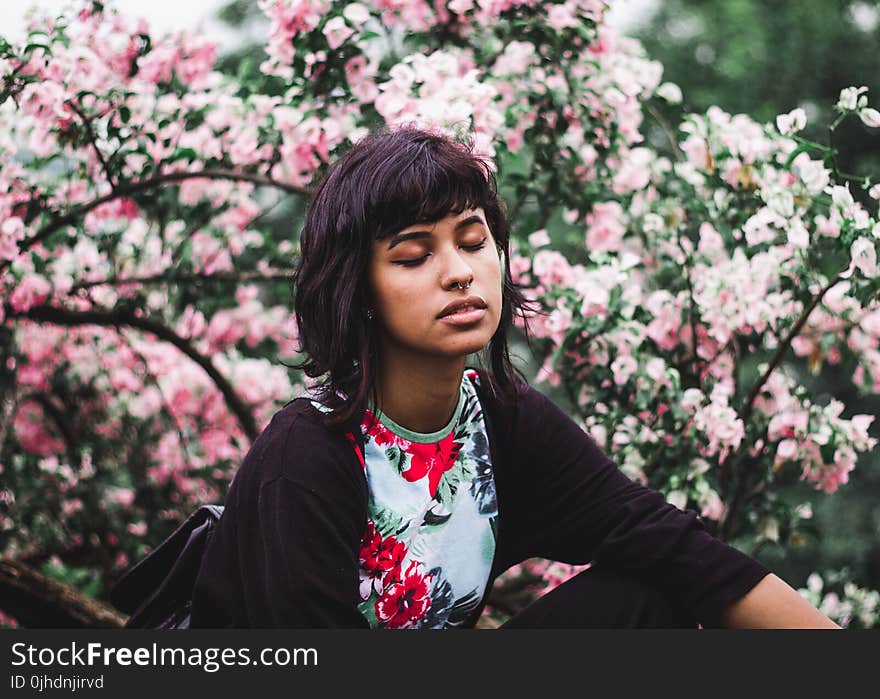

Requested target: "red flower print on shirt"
[
  {"left": 359, "top": 521, "right": 407, "bottom": 598},
  {"left": 375, "top": 560, "right": 433, "bottom": 628},
  {"left": 363, "top": 409, "right": 408, "bottom": 449},
  {"left": 360, "top": 521, "right": 406, "bottom": 575},
  {"left": 362, "top": 408, "right": 463, "bottom": 497},
  {"left": 400, "top": 431, "right": 463, "bottom": 498}
]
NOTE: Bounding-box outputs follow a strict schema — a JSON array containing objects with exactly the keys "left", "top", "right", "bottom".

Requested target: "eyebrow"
[{"left": 386, "top": 214, "right": 487, "bottom": 250}]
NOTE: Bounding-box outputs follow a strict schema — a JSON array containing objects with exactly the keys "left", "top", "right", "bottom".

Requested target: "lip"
[
  {"left": 440, "top": 307, "right": 487, "bottom": 326},
  {"left": 437, "top": 295, "right": 488, "bottom": 319}
]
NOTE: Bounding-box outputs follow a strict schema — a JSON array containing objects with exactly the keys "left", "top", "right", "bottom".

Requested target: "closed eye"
[{"left": 393, "top": 239, "right": 487, "bottom": 267}]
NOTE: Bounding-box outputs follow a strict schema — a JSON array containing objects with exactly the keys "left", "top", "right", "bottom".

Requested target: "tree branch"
[
  {"left": 4, "top": 304, "right": 258, "bottom": 442},
  {"left": 719, "top": 263, "right": 851, "bottom": 537},
  {"left": 0, "top": 557, "right": 126, "bottom": 628},
  {"left": 0, "top": 384, "right": 19, "bottom": 463},
  {"left": 71, "top": 269, "right": 296, "bottom": 292}
]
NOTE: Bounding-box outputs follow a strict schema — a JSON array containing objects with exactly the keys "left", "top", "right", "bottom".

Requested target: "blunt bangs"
[{"left": 362, "top": 134, "right": 497, "bottom": 243}]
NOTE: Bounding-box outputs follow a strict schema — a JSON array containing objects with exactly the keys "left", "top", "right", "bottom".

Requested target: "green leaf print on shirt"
[
  {"left": 384, "top": 445, "right": 407, "bottom": 474},
  {"left": 433, "top": 453, "right": 475, "bottom": 507},
  {"left": 371, "top": 506, "right": 409, "bottom": 540},
  {"left": 358, "top": 594, "right": 380, "bottom": 627}
]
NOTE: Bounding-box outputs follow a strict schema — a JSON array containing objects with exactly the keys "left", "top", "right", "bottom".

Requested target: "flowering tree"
[{"left": 0, "top": 0, "right": 878, "bottom": 628}]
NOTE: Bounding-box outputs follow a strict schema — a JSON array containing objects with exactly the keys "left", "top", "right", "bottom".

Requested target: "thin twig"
[
  {"left": 65, "top": 100, "right": 117, "bottom": 191},
  {"left": 678, "top": 236, "right": 702, "bottom": 388},
  {"left": 17, "top": 391, "right": 80, "bottom": 469},
  {"left": 646, "top": 104, "right": 684, "bottom": 162},
  {"left": 3, "top": 169, "right": 310, "bottom": 273},
  {"left": 739, "top": 264, "right": 850, "bottom": 427},
  {"left": 4, "top": 304, "right": 258, "bottom": 442},
  {"left": 119, "top": 329, "right": 194, "bottom": 469}
]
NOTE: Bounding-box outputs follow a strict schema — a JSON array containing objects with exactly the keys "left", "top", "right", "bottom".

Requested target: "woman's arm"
[
  {"left": 495, "top": 384, "right": 827, "bottom": 627},
  {"left": 193, "top": 403, "right": 371, "bottom": 628},
  {"left": 719, "top": 573, "right": 840, "bottom": 628}
]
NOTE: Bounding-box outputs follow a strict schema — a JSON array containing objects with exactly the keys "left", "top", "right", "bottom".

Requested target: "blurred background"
[{"left": 5, "top": 0, "right": 878, "bottom": 597}]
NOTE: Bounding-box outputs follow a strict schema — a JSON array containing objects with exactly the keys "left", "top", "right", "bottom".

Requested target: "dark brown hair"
[{"left": 292, "top": 125, "right": 536, "bottom": 430}]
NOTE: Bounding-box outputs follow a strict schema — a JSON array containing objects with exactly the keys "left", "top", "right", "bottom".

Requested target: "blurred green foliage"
[{"left": 635, "top": 0, "right": 880, "bottom": 195}]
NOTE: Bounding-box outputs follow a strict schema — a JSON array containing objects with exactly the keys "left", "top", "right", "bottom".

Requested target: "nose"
[{"left": 438, "top": 245, "right": 475, "bottom": 291}]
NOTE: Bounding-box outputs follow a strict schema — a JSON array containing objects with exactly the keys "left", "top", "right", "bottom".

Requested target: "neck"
[{"left": 374, "top": 346, "right": 467, "bottom": 434}]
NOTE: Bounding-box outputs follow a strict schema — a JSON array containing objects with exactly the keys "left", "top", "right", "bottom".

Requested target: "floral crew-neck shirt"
[{"left": 315, "top": 369, "right": 497, "bottom": 629}]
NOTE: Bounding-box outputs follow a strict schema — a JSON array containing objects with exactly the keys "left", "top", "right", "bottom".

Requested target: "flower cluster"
[{"left": 799, "top": 571, "right": 879, "bottom": 628}]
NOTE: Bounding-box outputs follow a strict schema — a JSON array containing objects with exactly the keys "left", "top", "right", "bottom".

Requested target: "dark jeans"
[{"left": 499, "top": 565, "right": 700, "bottom": 628}]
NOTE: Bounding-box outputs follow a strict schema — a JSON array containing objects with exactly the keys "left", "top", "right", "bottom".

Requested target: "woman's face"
[{"left": 367, "top": 206, "right": 503, "bottom": 362}]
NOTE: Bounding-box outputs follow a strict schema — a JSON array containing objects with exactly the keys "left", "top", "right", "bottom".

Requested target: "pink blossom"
[
  {"left": 768, "top": 410, "right": 808, "bottom": 441},
  {"left": 492, "top": 41, "right": 535, "bottom": 75},
  {"left": 644, "top": 291, "right": 683, "bottom": 351},
  {"left": 681, "top": 133, "right": 709, "bottom": 170},
  {"left": 837, "top": 85, "right": 868, "bottom": 111},
  {"left": 776, "top": 108, "right": 806, "bottom": 135},
  {"left": 611, "top": 354, "right": 638, "bottom": 386},
  {"left": 814, "top": 214, "right": 841, "bottom": 238},
  {"left": 699, "top": 491, "right": 725, "bottom": 521},
  {"left": 585, "top": 201, "right": 626, "bottom": 253},
  {"left": 851, "top": 238, "right": 879, "bottom": 278},
  {"left": 693, "top": 391, "right": 744, "bottom": 461},
  {"left": 15, "top": 402, "right": 65, "bottom": 455},
  {"left": 697, "top": 222, "right": 725, "bottom": 258},
  {"left": 10, "top": 274, "right": 52, "bottom": 312},
  {"left": 105, "top": 487, "right": 135, "bottom": 508},
  {"left": 612, "top": 147, "right": 653, "bottom": 193},
  {"left": 532, "top": 249, "right": 572, "bottom": 286},
  {"left": 127, "top": 521, "right": 148, "bottom": 536},
  {"left": 776, "top": 439, "right": 799, "bottom": 461},
  {"left": 791, "top": 152, "right": 830, "bottom": 195},
  {"left": 323, "top": 16, "right": 354, "bottom": 49},
  {"left": 528, "top": 229, "right": 550, "bottom": 248},
  {"left": 0, "top": 217, "right": 25, "bottom": 261}
]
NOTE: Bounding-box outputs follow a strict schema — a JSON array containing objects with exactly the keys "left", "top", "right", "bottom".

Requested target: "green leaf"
[
  {"left": 173, "top": 147, "right": 198, "bottom": 162},
  {"left": 24, "top": 43, "right": 51, "bottom": 55}
]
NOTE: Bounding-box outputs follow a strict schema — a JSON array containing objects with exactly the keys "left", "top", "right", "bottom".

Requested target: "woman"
[{"left": 190, "top": 126, "right": 838, "bottom": 629}]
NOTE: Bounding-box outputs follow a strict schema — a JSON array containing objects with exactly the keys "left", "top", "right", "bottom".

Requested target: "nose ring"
[{"left": 455, "top": 280, "right": 471, "bottom": 290}]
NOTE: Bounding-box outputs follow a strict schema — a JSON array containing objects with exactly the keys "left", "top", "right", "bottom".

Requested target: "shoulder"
[
  {"left": 229, "top": 398, "right": 366, "bottom": 499},
  {"left": 470, "top": 367, "right": 593, "bottom": 453},
  {"left": 468, "top": 367, "right": 556, "bottom": 423}
]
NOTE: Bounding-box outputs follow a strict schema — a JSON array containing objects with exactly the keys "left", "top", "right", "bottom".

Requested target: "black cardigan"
[{"left": 190, "top": 372, "right": 770, "bottom": 628}]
